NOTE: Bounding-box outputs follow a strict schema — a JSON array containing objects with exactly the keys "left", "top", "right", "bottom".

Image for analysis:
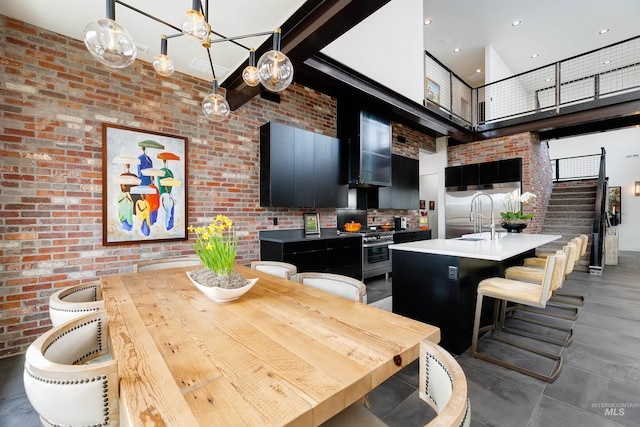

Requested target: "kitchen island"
[{"left": 389, "top": 233, "right": 560, "bottom": 354}]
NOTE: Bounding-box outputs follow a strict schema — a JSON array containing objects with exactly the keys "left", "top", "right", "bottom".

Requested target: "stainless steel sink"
[{"left": 455, "top": 237, "right": 488, "bottom": 242}]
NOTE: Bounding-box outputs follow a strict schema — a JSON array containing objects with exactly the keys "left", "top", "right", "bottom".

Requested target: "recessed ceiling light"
[
  {"left": 453, "top": 47, "right": 461, "bottom": 53},
  {"left": 512, "top": 20, "right": 522, "bottom": 27},
  {"left": 603, "top": 59, "right": 612, "bottom": 65},
  {"left": 476, "top": 68, "right": 482, "bottom": 73},
  {"left": 424, "top": 19, "right": 432, "bottom": 26},
  {"left": 531, "top": 53, "right": 539, "bottom": 58},
  {"left": 545, "top": 78, "right": 551, "bottom": 82},
  {"left": 599, "top": 28, "right": 610, "bottom": 34}
]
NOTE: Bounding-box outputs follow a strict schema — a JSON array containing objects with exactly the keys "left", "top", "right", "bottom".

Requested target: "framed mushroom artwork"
[{"left": 102, "top": 124, "right": 188, "bottom": 245}]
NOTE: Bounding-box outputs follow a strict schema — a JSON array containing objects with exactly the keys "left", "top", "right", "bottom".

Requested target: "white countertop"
[{"left": 389, "top": 232, "right": 561, "bottom": 261}]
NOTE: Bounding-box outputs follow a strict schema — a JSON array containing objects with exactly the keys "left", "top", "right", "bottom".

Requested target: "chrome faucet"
[{"left": 469, "top": 192, "right": 496, "bottom": 240}]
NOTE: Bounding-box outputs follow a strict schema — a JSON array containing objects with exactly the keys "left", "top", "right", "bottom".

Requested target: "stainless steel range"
[{"left": 360, "top": 230, "right": 394, "bottom": 279}]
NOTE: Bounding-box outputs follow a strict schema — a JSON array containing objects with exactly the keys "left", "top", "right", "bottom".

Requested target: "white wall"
[
  {"left": 321, "top": 0, "right": 424, "bottom": 104},
  {"left": 419, "top": 137, "right": 449, "bottom": 239},
  {"left": 547, "top": 127, "right": 640, "bottom": 251}
]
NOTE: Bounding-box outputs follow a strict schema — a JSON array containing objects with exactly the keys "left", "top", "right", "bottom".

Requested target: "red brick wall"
[{"left": 447, "top": 133, "right": 554, "bottom": 232}]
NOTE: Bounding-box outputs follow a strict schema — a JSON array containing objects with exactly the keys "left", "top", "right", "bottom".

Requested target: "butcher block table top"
[{"left": 101, "top": 263, "right": 440, "bottom": 426}]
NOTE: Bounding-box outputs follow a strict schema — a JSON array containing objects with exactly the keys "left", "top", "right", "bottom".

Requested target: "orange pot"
[{"left": 344, "top": 222, "right": 362, "bottom": 232}]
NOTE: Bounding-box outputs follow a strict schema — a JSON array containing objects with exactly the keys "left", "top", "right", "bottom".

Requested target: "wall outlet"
[{"left": 448, "top": 266, "right": 458, "bottom": 280}]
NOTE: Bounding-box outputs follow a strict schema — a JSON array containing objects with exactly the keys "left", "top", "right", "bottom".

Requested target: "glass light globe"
[
  {"left": 257, "top": 50, "right": 294, "bottom": 92},
  {"left": 182, "top": 10, "right": 208, "bottom": 40},
  {"left": 153, "top": 54, "right": 175, "bottom": 77},
  {"left": 84, "top": 18, "right": 137, "bottom": 68},
  {"left": 242, "top": 65, "right": 260, "bottom": 87},
  {"left": 202, "top": 93, "right": 230, "bottom": 122}
]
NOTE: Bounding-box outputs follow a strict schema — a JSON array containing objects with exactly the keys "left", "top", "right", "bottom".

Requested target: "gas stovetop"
[{"left": 343, "top": 229, "right": 395, "bottom": 243}]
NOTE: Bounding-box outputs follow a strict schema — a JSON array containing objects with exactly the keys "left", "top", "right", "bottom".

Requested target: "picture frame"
[
  {"left": 102, "top": 124, "right": 188, "bottom": 245},
  {"left": 608, "top": 186, "right": 621, "bottom": 225},
  {"left": 425, "top": 78, "right": 441, "bottom": 105},
  {"left": 303, "top": 212, "right": 320, "bottom": 235}
]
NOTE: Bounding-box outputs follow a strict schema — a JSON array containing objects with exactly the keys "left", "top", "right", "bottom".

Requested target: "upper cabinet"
[
  {"left": 260, "top": 122, "right": 348, "bottom": 208},
  {"left": 445, "top": 158, "right": 522, "bottom": 188},
  {"left": 378, "top": 154, "right": 419, "bottom": 209},
  {"left": 353, "top": 154, "right": 419, "bottom": 210},
  {"left": 338, "top": 103, "right": 392, "bottom": 187}
]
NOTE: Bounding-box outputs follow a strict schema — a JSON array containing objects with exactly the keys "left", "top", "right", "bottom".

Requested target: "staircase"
[{"left": 535, "top": 180, "right": 597, "bottom": 271}]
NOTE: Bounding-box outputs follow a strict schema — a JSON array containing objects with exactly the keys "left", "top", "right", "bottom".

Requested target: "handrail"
[{"left": 590, "top": 147, "right": 607, "bottom": 272}]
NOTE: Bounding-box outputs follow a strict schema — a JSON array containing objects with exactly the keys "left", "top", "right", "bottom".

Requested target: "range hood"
[{"left": 338, "top": 102, "right": 392, "bottom": 187}]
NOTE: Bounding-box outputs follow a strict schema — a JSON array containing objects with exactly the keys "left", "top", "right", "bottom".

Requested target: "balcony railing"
[{"left": 424, "top": 36, "right": 640, "bottom": 128}]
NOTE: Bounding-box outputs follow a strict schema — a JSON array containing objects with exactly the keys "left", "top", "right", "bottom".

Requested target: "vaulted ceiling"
[{"left": 3, "top": 0, "right": 640, "bottom": 143}]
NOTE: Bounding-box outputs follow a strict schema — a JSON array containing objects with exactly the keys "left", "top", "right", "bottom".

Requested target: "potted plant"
[
  {"left": 186, "top": 215, "right": 257, "bottom": 301},
  {"left": 500, "top": 191, "right": 537, "bottom": 232}
]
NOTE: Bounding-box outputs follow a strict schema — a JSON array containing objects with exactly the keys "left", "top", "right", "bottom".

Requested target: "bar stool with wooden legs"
[
  {"left": 471, "top": 250, "right": 566, "bottom": 382},
  {"left": 500, "top": 242, "right": 576, "bottom": 347}
]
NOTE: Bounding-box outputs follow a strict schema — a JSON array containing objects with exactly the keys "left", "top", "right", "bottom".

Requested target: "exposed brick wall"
[{"left": 447, "top": 133, "right": 554, "bottom": 233}]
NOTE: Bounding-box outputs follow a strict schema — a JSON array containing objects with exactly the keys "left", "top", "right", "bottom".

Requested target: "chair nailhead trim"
[
  {"left": 61, "top": 284, "right": 99, "bottom": 302},
  {"left": 43, "top": 317, "right": 105, "bottom": 364},
  {"left": 25, "top": 370, "right": 111, "bottom": 427},
  {"left": 424, "top": 352, "right": 454, "bottom": 410}
]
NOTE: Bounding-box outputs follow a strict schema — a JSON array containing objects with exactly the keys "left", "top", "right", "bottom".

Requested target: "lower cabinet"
[
  {"left": 393, "top": 229, "right": 432, "bottom": 244},
  {"left": 260, "top": 236, "right": 362, "bottom": 279}
]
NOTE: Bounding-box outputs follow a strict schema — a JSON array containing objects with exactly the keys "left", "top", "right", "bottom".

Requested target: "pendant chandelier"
[{"left": 83, "top": 0, "right": 294, "bottom": 122}]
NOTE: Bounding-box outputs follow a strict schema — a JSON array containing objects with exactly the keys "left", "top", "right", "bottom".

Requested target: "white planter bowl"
[{"left": 186, "top": 271, "right": 258, "bottom": 302}]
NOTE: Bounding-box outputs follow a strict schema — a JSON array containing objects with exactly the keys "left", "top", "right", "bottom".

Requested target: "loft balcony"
[{"left": 297, "top": 35, "right": 640, "bottom": 144}]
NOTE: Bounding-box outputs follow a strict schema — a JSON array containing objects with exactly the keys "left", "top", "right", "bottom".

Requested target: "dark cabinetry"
[
  {"left": 260, "top": 122, "right": 347, "bottom": 208},
  {"left": 393, "top": 229, "right": 431, "bottom": 244},
  {"left": 379, "top": 155, "right": 419, "bottom": 209},
  {"left": 260, "top": 236, "right": 362, "bottom": 279},
  {"left": 360, "top": 154, "right": 418, "bottom": 209},
  {"left": 445, "top": 158, "right": 522, "bottom": 188}
]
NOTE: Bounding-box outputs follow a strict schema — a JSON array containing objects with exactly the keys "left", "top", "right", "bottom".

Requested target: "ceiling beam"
[{"left": 223, "top": 0, "right": 391, "bottom": 110}]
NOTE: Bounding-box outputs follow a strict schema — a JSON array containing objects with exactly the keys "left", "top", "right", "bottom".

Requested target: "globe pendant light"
[
  {"left": 83, "top": 0, "right": 137, "bottom": 69},
  {"left": 153, "top": 35, "right": 175, "bottom": 77},
  {"left": 202, "top": 79, "right": 230, "bottom": 121},
  {"left": 182, "top": 0, "right": 209, "bottom": 41},
  {"left": 257, "top": 28, "right": 293, "bottom": 92},
  {"left": 242, "top": 48, "right": 260, "bottom": 87}
]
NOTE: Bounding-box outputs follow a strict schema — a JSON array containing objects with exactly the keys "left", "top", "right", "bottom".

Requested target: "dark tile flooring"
[{"left": 2, "top": 252, "right": 639, "bottom": 426}]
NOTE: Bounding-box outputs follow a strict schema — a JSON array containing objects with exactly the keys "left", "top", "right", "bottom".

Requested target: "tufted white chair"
[
  {"left": 321, "top": 340, "right": 470, "bottom": 427},
  {"left": 294, "top": 272, "right": 367, "bottom": 303},
  {"left": 23, "top": 310, "right": 119, "bottom": 426},
  {"left": 250, "top": 260, "right": 297, "bottom": 279},
  {"left": 134, "top": 256, "right": 201, "bottom": 272},
  {"left": 49, "top": 282, "right": 105, "bottom": 327}
]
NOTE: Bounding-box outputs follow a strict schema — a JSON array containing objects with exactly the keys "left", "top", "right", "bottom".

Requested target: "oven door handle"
[{"left": 363, "top": 241, "right": 393, "bottom": 248}]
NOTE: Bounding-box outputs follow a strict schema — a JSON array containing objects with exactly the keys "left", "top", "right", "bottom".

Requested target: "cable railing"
[
  {"left": 424, "top": 35, "right": 640, "bottom": 128},
  {"left": 550, "top": 153, "right": 601, "bottom": 182}
]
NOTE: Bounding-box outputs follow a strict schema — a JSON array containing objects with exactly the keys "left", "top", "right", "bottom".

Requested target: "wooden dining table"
[{"left": 101, "top": 263, "right": 440, "bottom": 426}]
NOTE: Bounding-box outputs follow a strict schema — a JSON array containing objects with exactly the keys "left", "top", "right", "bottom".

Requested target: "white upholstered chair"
[
  {"left": 294, "top": 272, "right": 367, "bottom": 303},
  {"left": 49, "top": 281, "right": 104, "bottom": 327},
  {"left": 322, "top": 340, "right": 470, "bottom": 427},
  {"left": 23, "top": 310, "right": 119, "bottom": 426},
  {"left": 134, "top": 256, "right": 201, "bottom": 272},
  {"left": 250, "top": 260, "right": 297, "bottom": 279},
  {"left": 472, "top": 251, "right": 566, "bottom": 382}
]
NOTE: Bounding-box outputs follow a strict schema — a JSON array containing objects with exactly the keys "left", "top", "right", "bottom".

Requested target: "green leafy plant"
[
  {"left": 188, "top": 215, "right": 238, "bottom": 277},
  {"left": 500, "top": 191, "right": 537, "bottom": 221}
]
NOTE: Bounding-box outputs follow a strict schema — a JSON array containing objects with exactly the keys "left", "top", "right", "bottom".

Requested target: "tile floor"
[{"left": 1, "top": 252, "right": 639, "bottom": 426}]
